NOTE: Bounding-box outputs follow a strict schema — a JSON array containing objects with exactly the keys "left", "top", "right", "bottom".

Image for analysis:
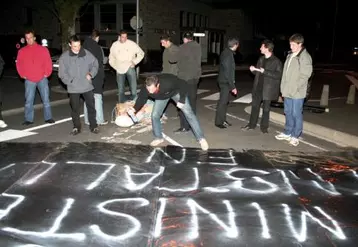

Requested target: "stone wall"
[{"left": 139, "top": 0, "right": 212, "bottom": 51}]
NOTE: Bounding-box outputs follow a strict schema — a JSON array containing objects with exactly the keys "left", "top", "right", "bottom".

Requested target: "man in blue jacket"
[{"left": 59, "top": 35, "right": 99, "bottom": 135}]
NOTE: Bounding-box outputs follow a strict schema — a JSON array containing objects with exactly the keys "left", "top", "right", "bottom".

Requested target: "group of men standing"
[
  {"left": 215, "top": 33, "right": 312, "bottom": 147},
  {"left": 0, "top": 28, "right": 311, "bottom": 149}
]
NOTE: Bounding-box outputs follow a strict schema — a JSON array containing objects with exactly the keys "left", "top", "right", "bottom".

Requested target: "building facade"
[{"left": 0, "top": 0, "right": 253, "bottom": 63}]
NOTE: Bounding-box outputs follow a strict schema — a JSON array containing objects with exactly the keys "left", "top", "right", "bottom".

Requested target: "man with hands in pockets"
[{"left": 58, "top": 35, "right": 99, "bottom": 135}]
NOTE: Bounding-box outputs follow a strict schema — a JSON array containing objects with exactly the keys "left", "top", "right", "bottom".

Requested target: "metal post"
[
  {"left": 136, "top": 0, "right": 140, "bottom": 77},
  {"left": 330, "top": 0, "right": 338, "bottom": 61}
]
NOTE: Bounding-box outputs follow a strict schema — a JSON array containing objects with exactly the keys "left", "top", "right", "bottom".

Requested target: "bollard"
[
  {"left": 346, "top": 84, "right": 356, "bottom": 104},
  {"left": 320, "top": 84, "right": 329, "bottom": 106}
]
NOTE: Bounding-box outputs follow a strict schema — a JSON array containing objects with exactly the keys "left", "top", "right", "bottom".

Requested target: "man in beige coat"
[{"left": 109, "top": 30, "right": 145, "bottom": 103}]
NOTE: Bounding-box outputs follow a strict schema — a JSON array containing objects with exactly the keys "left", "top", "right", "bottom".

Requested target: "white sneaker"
[
  {"left": 0, "top": 120, "right": 7, "bottom": 128},
  {"left": 199, "top": 139, "right": 209, "bottom": 151},
  {"left": 289, "top": 137, "right": 299, "bottom": 146},
  {"left": 150, "top": 139, "right": 164, "bottom": 147},
  {"left": 275, "top": 133, "right": 291, "bottom": 141}
]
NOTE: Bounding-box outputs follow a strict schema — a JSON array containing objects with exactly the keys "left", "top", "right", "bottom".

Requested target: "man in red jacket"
[{"left": 16, "top": 30, "right": 55, "bottom": 125}]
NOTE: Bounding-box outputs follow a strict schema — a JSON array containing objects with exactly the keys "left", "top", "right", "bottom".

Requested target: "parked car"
[{"left": 52, "top": 46, "right": 110, "bottom": 72}]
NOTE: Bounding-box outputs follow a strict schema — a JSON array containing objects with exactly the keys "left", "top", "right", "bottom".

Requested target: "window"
[
  {"left": 123, "top": 3, "right": 136, "bottom": 31},
  {"left": 79, "top": 4, "right": 94, "bottom": 33},
  {"left": 180, "top": 11, "right": 188, "bottom": 27},
  {"left": 100, "top": 4, "right": 116, "bottom": 31}
]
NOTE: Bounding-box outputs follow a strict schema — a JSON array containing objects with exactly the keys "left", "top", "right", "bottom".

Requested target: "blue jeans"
[
  {"left": 151, "top": 93, "right": 205, "bottom": 141},
  {"left": 84, "top": 93, "right": 105, "bottom": 124},
  {"left": 116, "top": 68, "right": 137, "bottom": 103},
  {"left": 24, "top": 78, "right": 52, "bottom": 122},
  {"left": 284, "top": 98, "right": 305, "bottom": 138}
]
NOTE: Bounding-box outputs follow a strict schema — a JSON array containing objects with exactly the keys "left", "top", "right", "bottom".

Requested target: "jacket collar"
[{"left": 69, "top": 48, "right": 86, "bottom": 57}]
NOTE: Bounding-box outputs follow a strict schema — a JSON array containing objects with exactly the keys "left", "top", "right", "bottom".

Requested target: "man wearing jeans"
[
  {"left": 275, "top": 34, "right": 312, "bottom": 146},
  {"left": 58, "top": 35, "right": 99, "bottom": 135},
  {"left": 129, "top": 74, "right": 209, "bottom": 150},
  {"left": 109, "top": 30, "right": 144, "bottom": 103},
  {"left": 0, "top": 54, "right": 6, "bottom": 128},
  {"left": 83, "top": 29, "right": 108, "bottom": 125},
  {"left": 16, "top": 30, "right": 55, "bottom": 125}
]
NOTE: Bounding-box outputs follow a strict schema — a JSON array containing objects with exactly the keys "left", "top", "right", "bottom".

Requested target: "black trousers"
[
  {"left": 215, "top": 83, "right": 230, "bottom": 125},
  {"left": 179, "top": 78, "right": 199, "bottom": 129},
  {"left": 69, "top": 91, "right": 97, "bottom": 130},
  {"left": 0, "top": 85, "right": 3, "bottom": 120},
  {"left": 249, "top": 92, "right": 271, "bottom": 130}
]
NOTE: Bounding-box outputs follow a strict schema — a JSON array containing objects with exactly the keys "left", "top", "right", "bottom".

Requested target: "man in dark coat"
[
  {"left": 175, "top": 32, "right": 202, "bottom": 133},
  {"left": 0, "top": 54, "right": 7, "bottom": 128},
  {"left": 215, "top": 37, "right": 239, "bottom": 128},
  {"left": 242, "top": 39, "right": 283, "bottom": 133},
  {"left": 82, "top": 29, "right": 107, "bottom": 125}
]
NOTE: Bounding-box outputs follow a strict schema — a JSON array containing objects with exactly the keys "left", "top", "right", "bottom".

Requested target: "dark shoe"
[
  {"left": 215, "top": 124, "right": 227, "bottom": 129},
  {"left": 261, "top": 128, "right": 269, "bottom": 134},
  {"left": 45, "top": 119, "right": 55, "bottom": 124},
  {"left": 241, "top": 125, "right": 255, "bottom": 131},
  {"left": 91, "top": 127, "right": 99, "bottom": 134},
  {"left": 223, "top": 121, "right": 232, "bottom": 127},
  {"left": 22, "top": 121, "right": 34, "bottom": 126},
  {"left": 70, "top": 128, "right": 81, "bottom": 135},
  {"left": 174, "top": 128, "right": 190, "bottom": 133}
]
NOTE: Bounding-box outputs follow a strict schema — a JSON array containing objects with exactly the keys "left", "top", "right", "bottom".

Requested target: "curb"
[
  {"left": 244, "top": 105, "right": 358, "bottom": 148},
  {"left": 2, "top": 89, "right": 118, "bottom": 117}
]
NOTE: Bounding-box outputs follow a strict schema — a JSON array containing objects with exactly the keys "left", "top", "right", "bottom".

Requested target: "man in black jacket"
[
  {"left": 129, "top": 74, "right": 209, "bottom": 150},
  {"left": 242, "top": 39, "right": 283, "bottom": 133},
  {"left": 83, "top": 29, "right": 108, "bottom": 125},
  {"left": 215, "top": 38, "right": 239, "bottom": 128},
  {"left": 0, "top": 54, "right": 7, "bottom": 128},
  {"left": 175, "top": 32, "right": 202, "bottom": 133}
]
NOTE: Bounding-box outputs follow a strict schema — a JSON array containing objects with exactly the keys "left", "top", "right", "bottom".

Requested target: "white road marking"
[
  {"left": 202, "top": 92, "right": 220, "bottom": 101},
  {"left": 162, "top": 133, "right": 183, "bottom": 147},
  {"left": 23, "top": 115, "right": 84, "bottom": 132},
  {"left": 204, "top": 104, "right": 327, "bottom": 151},
  {"left": 200, "top": 73, "right": 218, "bottom": 78},
  {"left": 0, "top": 129, "right": 37, "bottom": 142},
  {"left": 233, "top": 93, "right": 252, "bottom": 103}
]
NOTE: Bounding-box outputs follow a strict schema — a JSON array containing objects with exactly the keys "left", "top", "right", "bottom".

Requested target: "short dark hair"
[
  {"left": 91, "top": 29, "right": 100, "bottom": 38},
  {"left": 24, "top": 29, "right": 35, "bottom": 36},
  {"left": 160, "top": 34, "right": 172, "bottom": 42},
  {"left": 183, "top": 32, "right": 193, "bottom": 40},
  {"left": 119, "top": 30, "right": 128, "bottom": 36},
  {"left": 145, "top": 75, "right": 159, "bottom": 86},
  {"left": 289, "top": 33, "right": 304, "bottom": 44},
  {"left": 262, "top": 39, "right": 274, "bottom": 52},
  {"left": 227, "top": 37, "right": 239, "bottom": 48},
  {"left": 69, "top": 35, "right": 81, "bottom": 44}
]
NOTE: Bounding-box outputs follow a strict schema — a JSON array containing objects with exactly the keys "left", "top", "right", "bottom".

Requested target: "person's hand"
[
  {"left": 231, "top": 88, "right": 238, "bottom": 95},
  {"left": 249, "top": 65, "right": 256, "bottom": 72},
  {"left": 86, "top": 74, "right": 92, "bottom": 81},
  {"left": 177, "top": 102, "right": 184, "bottom": 109},
  {"left": 130, "top": 62, "right": 135, "bottom": 68},
  {"left": 127, "top": 107, "right": 135, "bottom": 114}
]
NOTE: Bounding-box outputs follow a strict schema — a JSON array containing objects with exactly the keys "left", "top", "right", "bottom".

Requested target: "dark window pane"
[
  {"left": 79, "top": 4, "right": 94, "bottom": 33},
  {"left": 100, "top": 4, "right": 116, "bottom": 31}
]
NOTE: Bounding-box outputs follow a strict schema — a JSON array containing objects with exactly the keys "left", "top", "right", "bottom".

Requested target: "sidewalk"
[{"left": 244, "top": 98, "right": 358, "bottom": 148}]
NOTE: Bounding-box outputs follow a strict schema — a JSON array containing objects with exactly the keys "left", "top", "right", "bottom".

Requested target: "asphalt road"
[{"left": 0, "top": 69, "right": 348, "bottom": 152}]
